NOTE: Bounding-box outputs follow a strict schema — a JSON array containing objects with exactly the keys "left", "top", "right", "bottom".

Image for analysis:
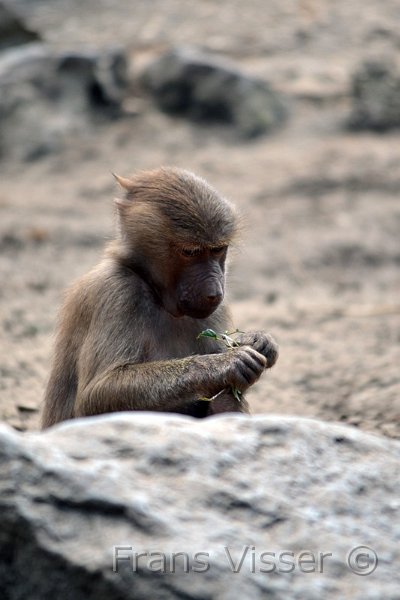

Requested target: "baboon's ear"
[
  {"left": 113, "top": 197, "right": 131, "bottom": 211},
  {"left": 112, "top": 173, "right": 133, "bottom": 191},
  {"left": 112, "top": 173, "right": 134, "bottom": 211}
]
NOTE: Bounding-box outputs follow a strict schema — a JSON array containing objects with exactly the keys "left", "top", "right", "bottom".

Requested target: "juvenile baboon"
[{"left": 41, "top": 167, "right": 278, "bottom": 428}]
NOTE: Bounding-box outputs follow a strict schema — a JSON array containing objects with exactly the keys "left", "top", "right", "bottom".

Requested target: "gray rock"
[
  {"left": 0, "top": 1, "right": 40, "bottom": 50},
  {"left": 0, "top": 413, "right": 399, "bottom": 599},
  {"left": 348, "top": 58, "right": 400, "bottom": 130},
  {"left": 57, "top": 48, "right": 129, "bottom": 112},
  {"left": 0, "top": 43, "right": 129, "bottom": 161},
  {"left": 141, "top": 47, "right": 287, "bottom": 138}
]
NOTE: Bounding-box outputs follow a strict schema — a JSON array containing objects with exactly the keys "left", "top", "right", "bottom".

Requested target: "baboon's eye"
[
  {"left": 210, "top": 245, "right": 228, "bottom": 255},
  {"left": 181, "top": 247, "right": 202, "bottom": 257}
]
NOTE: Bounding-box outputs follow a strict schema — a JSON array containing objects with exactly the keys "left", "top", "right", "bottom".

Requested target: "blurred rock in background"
[
  {"left": 0, "top": 43, "right": 129, "bottom": 161},
  {"left": 348, "top": 57, "right": 400, "bottom": 131},
  {"left": 0, "top": 0, "right": 40, "bottom": 50},
  {"left": 141, "top": 46, "right": 288, "bottom": 138}
]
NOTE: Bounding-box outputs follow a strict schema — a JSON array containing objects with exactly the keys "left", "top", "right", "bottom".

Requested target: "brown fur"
[{"left": 41, "top": 168, "right": 278, "bottom": 428}]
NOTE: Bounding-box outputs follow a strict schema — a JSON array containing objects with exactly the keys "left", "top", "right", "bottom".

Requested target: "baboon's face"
[
  {"left": 163, "top": 243, "right": 228, "bottom": 319},
  {"left": 113, "top": 168, "right": 237, "bottom": 319}
]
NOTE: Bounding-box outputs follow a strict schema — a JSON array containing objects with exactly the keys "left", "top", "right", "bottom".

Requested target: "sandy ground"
[{"left": 1, "top": 0, "right": 399, "bottom": 436}]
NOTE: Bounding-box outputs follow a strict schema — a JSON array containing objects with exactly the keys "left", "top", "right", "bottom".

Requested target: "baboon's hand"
[
  {"left": 210, "top": 345, "right": 267, "bottom": 393},
  {"left": 236, "top": 331, "right": 279, "bottom": 368}
]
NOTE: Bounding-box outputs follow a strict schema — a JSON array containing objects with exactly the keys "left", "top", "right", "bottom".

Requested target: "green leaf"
[
  {"left": 232, "top": 387, "right": 242, "bottom": 402},
  {"left": 197, "top": 328, "right": 218, "bottom": 340}
]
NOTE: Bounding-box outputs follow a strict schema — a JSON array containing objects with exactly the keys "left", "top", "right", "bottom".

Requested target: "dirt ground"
[{"left": 1, "top": 0, "right": 399, "bottom": 436}]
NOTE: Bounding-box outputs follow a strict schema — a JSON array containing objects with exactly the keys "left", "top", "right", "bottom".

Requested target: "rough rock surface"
[
  {"left": 141, "top": 47, "right": 287, "bottom": 138},
  {"left": 0, "top": 413, "right": 399, "bottom": 599}
]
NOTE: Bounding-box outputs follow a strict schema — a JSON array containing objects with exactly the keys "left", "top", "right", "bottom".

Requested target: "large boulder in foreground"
[
  {"left": 141, "top": 47, "right": 287, "bottom": 138},
  {"left": 0, "top": 413, "right": 399, "bottom": 599}
]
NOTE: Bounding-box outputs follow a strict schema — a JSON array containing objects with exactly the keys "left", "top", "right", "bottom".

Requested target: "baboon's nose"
[{"left": 207, "top": 292, "right": 223, "bottom": 306}]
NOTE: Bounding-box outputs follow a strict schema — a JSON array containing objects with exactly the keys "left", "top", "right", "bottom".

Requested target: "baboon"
[{"left": 41, "top": 167, "right": 278, "bottom": 428}]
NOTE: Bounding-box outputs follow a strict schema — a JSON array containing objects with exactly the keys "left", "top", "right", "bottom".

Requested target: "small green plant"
[{"left": 197, "top": 328, "right": 244, "bottom": 403}]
